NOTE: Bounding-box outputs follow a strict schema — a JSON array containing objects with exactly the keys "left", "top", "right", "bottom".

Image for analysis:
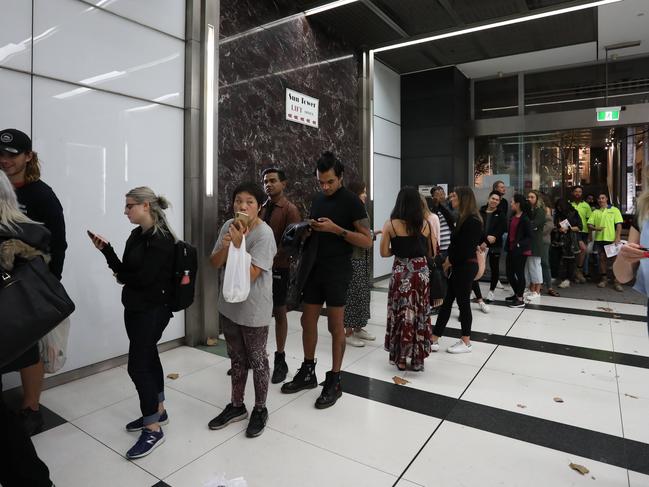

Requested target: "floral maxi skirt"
[{"left": 384, "top": 256, "right": 433, "bottom": 367}]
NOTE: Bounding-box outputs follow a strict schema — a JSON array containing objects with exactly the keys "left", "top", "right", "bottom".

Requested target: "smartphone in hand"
[
  {"left": 234, "top": 212, "right": 251, "bottom": 229},
  {"left": 87, "top": 230, "right": 107, "bottom": 244}
]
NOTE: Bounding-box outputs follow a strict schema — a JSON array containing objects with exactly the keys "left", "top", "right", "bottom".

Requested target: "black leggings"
[
  {"left": 435, "top": 263, "right": 478, "bottom": 338},
  {"left": 124, "top": 305, "right": 171, "bottom": 426},
  {"left": 506, "top": 254, "right": 528, "bottom": 298}
]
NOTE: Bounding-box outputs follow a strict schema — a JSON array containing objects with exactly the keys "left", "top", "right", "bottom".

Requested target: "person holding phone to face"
[
  {"left": 209, "top": 182, "right": 276, "bottom": 438},
  {"left": 89, "top": 186, "right": 175, "bottom": 460}
]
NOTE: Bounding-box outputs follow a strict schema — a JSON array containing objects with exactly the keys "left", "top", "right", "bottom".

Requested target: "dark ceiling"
[{"left": 304, "top": 0, "right": 599, "bottom": 73}]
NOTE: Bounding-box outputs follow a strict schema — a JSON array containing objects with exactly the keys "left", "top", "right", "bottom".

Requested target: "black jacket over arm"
[
  {"left": 100, "top": 227, "right": 175, "bottom": 311},
  {"left": 448, "top": 215, "right": 483, "bottom": 267},
  {"left": 480, "top": 205, "right": 507, "bottom": 251}
]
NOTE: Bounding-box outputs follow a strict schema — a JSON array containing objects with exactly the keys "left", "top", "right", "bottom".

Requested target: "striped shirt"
[{"left": 437, "top": 211, "right": 452, "bottom": 252}]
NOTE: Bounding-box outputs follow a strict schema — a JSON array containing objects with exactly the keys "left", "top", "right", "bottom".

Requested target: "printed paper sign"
[
  {"left": 604, "top": 240, "right": 626, "bottom": 258},
  {"left": 286, "top": 89, "right": 318, "bottom": 128}
]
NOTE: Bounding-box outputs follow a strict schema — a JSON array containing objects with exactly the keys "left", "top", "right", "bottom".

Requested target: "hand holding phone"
[
  {"left": 87, "top": 230, "right": 108, "bottom": 250},
  {"left": 234, "top": 211, "right": 251, "bottom": 229}
]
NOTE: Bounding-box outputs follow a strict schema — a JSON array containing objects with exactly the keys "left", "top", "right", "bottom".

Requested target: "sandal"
[
  {"left": 547, "top": 289, "right": 560, "bottom": 297},
  {"left": 396, "top": 361, "right": 407, "bottom": 371}
]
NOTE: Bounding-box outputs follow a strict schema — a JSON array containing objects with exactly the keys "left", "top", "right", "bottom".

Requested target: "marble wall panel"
[{"left": 218, "top": 13, "right": 362, "bottom": 223}]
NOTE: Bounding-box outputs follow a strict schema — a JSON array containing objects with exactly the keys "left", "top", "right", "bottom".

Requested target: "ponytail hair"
[{"left": 125, "top": 186, "right": 175, "bottom": 239}]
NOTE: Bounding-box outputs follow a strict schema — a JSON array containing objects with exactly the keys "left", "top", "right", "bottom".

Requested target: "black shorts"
[
  {"left": 272, "top": 268, "right": 289, "bottom": 308},
  {"left": 594, "top": 241, "right": 614, "bottom": 254},
  {"left": 302, "top": 260, "right": 352, "bottom": 307},
  {"left": 0, "top": 345, "right": 39, "bottom": 374}
]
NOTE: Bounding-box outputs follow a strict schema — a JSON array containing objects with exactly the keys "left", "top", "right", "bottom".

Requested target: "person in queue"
[
  {"left": 343, "top": 181, "right": 376, "bottom": 347},
  {"left": 381, "top": 187, "right": 435, "bottom": 370},
  {"left": 432, "top": 187, "right": 483, "bottom": 353},
  {"left": 260, "top": 168, "right": 301, "bottom": 383},
  {"left": 281, "top": 152, "right": 372, "bottom": 409},
  {"left": 505, "top": 194, "right": 532, "bottom": 308},
  {"left": 0, "top": 128, "right": 67, "bottom": 436},
  {"left": 0, "top": 170, "right": 54, "bottom": 486},
  {"left": 209, "top": 182, "right": 276, "bottom": 437},
  {"left": 90, "top": 187, "right": 175, "bottom": 459}
]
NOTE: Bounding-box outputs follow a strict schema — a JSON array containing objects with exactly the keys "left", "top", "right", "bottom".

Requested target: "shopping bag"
[
  {"left": 474, "top": 247, "right": 488, "bottom": 281},
  {"left": 222, "top": 235, "right": 251, "bottom": 303},
  {"left": 40, "top": 317, "right": 71, "bottom": 374}
]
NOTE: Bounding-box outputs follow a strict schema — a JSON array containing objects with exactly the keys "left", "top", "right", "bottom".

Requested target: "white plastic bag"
[
  {"left": 203, "top": 474, "right": 248, "bottom": 487},
  {"left": 39, "top": 317, "right": 71, "bottom": 374},
  {"left": 223, "top": 235, "right": 251, "bottom": 303}
]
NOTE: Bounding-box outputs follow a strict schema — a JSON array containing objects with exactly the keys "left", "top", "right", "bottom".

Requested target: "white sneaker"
[
  {"left": 478, "top": 301, "right": 490, "bottom": 314},
  {"left": 354, "top": 329, "right": 376, "bottom": 341},
  {"left": 524, "top": 292, "right": 540, "bottom": 303},
  {"left": 486, "top": 290, "right": 495, "bottom": 302},
  {"left": 558, "top": 279, "right": 571, "bottom": 289},
  {"left": 496, "top": 280, "right": 504, "bottom": 289},
  {"left": 447, "top": 340, "right": 472, "bottom": 354},
  {"left": 523, "top": 289, "right": 532, "bottom": 297},
  {"left": 431, "top": 341, "right": 440, "bottom": 352},
  {"left": 346, "top": 336, "right": 365, "bottom": 347}
]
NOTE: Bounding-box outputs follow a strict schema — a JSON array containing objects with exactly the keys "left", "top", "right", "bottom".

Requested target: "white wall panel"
[
  {"left": 0, "top": 69, "right": 31, "bottom": 134},
  {"left": 0, "top": 0, "right": 32, "bottom": 70},
  {"left": 33, "top": 0, "right": 184, "bottom": 107},
  {"left": 32, "top": 78, "right": 184, "bottom": 375},
  {"left": 85, "top": 0, "right": 186, "bottom": 39},
  {"left": 373, "top": 61, "right": 400, "bottom": 124},
  {"left": 373, "top": 154, "right": 401, "bottom": 278},
  {"left": 374, "top": 116, "right": 401, "bottom": 159}
]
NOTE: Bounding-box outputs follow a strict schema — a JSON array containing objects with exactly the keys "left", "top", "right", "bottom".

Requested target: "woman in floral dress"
[{"left": 380, "top": 187, "right": 434, "bottom": 371}]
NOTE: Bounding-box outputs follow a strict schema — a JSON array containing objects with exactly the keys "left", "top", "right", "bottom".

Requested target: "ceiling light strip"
[
  {"left": 372, "top": 0, "right": 621, "bottom": 54},
  {"left": 305, "top": 0, "right": 358, "bottom": 16}
]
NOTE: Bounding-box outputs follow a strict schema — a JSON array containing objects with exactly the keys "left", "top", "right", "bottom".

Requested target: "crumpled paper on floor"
[{"left": 203, "top": 474, "right": 248, "bottom": 487}]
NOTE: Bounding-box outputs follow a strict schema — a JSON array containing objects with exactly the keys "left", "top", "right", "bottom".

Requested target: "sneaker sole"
[
  {"left": 315, "top": 392, "right": 342, "bottom": 410},
  {"left": 126, "top": 436, "right": 165, "bottom": 459},
  {"left": 126, "top": 418, "right": 169, "bottom": 433},
  {"left": 208, "top": 412, "right": 248, "bottom": 430},
  {"left": 246, "top": 426, "right": 266, "bottom": 438},
  {"left": 280, "top": 381, "right": 318, "bottom": 394}
]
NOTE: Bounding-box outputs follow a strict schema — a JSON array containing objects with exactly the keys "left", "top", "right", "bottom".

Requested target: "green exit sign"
[{"left": 596, "top": 106, "right": 621, "bottom": 122}]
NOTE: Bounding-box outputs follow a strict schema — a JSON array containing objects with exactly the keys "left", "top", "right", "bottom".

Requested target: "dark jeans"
[
  {"left": 124, "top": 305, "right": 171, "bottom": 426},
  {"left": 506, "top": 254, "right": 528, "bottom": 298},
  {"left": 0, "top": 378, "right": 51, "bottom": 487},
  {"left": 435, "top": 263, "right": 478, "bottom": 338},
  {"left": 561, "top": 258, "right": 575, "bottom": 280}
]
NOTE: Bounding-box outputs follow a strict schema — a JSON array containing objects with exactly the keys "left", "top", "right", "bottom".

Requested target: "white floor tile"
[
  {"left": 615, "top": 364, "right": 649, "bottom": 400},
  {"left": 629, "top": 470, "right": 649, "bottom": 487},
  {"left": 445, "top": 313, "right": 516, "bottom": 336},
  {"left": 33, "top": 423, "right": 158, "bottom": 487},
  {"left": 619, "top": 392, "right": 649, "bottom": 444},
  {"left": 268, "top": 390, "right": 440, "bottom": 476},
  {"left": 402, "top": 421, "right": 630, "bottom": 487},
  {"left": 72, "top": 388, "right": 241, "bottom": 479},
  {"left": 430, "top": 336, "right": 497, "bottom": 368},
  {"left": 610, "top": 318, "right": 649, "bottom": 338},
  {"left": 484, "top": 347, "right": 618, "bottom": 393},
  {"left": 462, "top": 368, "right": 623, "bottom": 436},
  {"left": 611, "top": 332, "right": 649, "bottom": 357},
  {"left": 40, "top": 367, "right": 136, "bottom": 421},
  {"left": 159, "top": 346, "right": 227, "bottom": 382},
  {"left": 508, "top": 318, "right": 614, "bottom": 351},
  {"left": 606, "top": 301, "right": 647, "bottom": 316},
  {"left": 165, "top": 427, "right": 403, "bottom": 487}
]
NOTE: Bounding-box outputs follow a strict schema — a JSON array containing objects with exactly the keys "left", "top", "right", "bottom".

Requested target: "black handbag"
[
  {"left": 428, "top": 254, "right": 447, "bottom": 301},
  {"left": 0, "top": 256, "right": 76, "bottom": 368}
]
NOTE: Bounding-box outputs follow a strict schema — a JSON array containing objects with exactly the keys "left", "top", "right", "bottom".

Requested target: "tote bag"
[
  {"left": 474, "top": 247, "right": 488, "bottom": 281},
  {"left": 0, "top": 256, "right": 75, "bottom": 368},
  {"left": 223, "top": 235, "right": 251, "bottom": 303}
]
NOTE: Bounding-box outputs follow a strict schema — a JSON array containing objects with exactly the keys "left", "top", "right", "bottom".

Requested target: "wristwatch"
[{"left": 339, "top": 229, "right": 348, "bottom": 239}]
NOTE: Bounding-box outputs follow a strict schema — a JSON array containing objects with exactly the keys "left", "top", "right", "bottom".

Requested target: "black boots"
[
  {"left": 271, "top": 351, "right": 289, "bottom": 384},
  {"left": 315, "top": 371, "right": 342, "bottom": 409},
  {"left": 280, "top": 360, "right": 317, "bottom": 393}
]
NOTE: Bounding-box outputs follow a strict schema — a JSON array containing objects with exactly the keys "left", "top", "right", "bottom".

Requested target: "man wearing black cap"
[{"left": 0, "top": 128, "right": 67, "bottom": 436}]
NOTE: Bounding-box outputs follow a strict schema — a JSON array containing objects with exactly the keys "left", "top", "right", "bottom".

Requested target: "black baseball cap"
[{"left": 0, "top": 128, "right": 32, "bottom": 154}]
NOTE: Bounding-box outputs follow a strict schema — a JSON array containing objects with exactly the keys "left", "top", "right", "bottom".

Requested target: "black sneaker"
[
  {"left": 509, "top": 299, "right": 526, "bottom": 308},
  {"left": 208, "top": 403, "right": 248, "bottom": 430},
  {"left": 271, "top": 352, "right": 289, "bottom": 384},
  {"left": 126, "top": 427, "right": 165, "bottom": 459},
  {"left": 126, "top": 410, "right": 169, "bottom": 432},
  {"left": 20, "top": 408, "right": 44, "bottom": 436},
  {"left": 505, "top": 295, "right": 517, "bottom": 301},
  {"left": 246, "top": 407, "right": 268, "bottom": 438},
  {"left": 281, "top": 361, "right": 317, "bottom": 394},
  {"left": 315, "top": 371, "right": 342, "bottom": 409}
]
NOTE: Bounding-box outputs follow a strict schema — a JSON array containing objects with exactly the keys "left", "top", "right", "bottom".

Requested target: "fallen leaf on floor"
[
  {"left": 569, "top": 463, "right": 589, "bottom": 475},
  {"left": 553, "top": 397, "right": 564, "bottom": 403},
  {"left": 591, "top": 476, "right": 596, "bottom": 480},
  {"left": 392, "top": 376, "right": 409, "bottom": 385},
  {"left": 167, "top": 373, "right": 180, "bottom": 380},
  {"left": 612, "top": 314, "right": 620, "bottom": 318},
  {"left": 596, "top": 306, "right": 613, "bottom": 313},
  {"left": 516, "top": 403, "right": 527, "bottom": 409},
  {"left": 206, "top": 337, "right": 218, "bottom": 346},
  {"left": 625, "top": 393, "right": 639, "bottom": 399}
]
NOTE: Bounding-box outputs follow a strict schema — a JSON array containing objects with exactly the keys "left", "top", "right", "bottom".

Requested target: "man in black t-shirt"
[{"left": 281, "top": 152, "right": 372, "bottom": 409}]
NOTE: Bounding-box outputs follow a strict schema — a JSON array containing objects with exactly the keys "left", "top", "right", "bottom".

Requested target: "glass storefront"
[{"left": 474, "top": 125, "right": 649, "bottom": 212}]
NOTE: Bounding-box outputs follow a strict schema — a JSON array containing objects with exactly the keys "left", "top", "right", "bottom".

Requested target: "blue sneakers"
[
  {"left": 126, "top": 410, "right": 169, "bottom": 432},
  {"left": 126, "top": 428, "right": 165, "bottom": 459}
]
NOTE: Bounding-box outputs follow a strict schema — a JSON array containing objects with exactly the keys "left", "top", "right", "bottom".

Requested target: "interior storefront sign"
[
  {"left": 596, "top": 106, "right": 621, "bottom": 122},
  {"left": 286, "top": 88, "right": 319, "bottom": 128}
]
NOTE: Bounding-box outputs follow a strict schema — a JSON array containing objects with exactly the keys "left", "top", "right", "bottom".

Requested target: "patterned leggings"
[{"left": 221, "top": 314, "right": 269, "bottom": 408}]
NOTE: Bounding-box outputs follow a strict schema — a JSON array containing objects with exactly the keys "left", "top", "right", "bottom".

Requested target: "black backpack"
[{"left": 169, "top": 240, "right": 198, "bottom": 312}]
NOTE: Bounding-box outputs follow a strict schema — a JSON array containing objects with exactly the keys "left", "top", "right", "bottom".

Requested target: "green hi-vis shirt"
[
  {"left": 587, "top": 206, "right": 623, "bottom": 242},
  {"left": 571, "top": 201, "right": 592, "bottom": 233}
]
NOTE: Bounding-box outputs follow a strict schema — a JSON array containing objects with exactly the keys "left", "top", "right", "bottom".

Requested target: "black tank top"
[{"left": 390, "top": 221, "right": 428, "bottom": 258}]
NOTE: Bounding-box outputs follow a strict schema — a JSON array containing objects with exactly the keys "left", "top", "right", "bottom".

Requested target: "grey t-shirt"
[{"left": 213, "top": 219, "right": 277, "bottom": 327}]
